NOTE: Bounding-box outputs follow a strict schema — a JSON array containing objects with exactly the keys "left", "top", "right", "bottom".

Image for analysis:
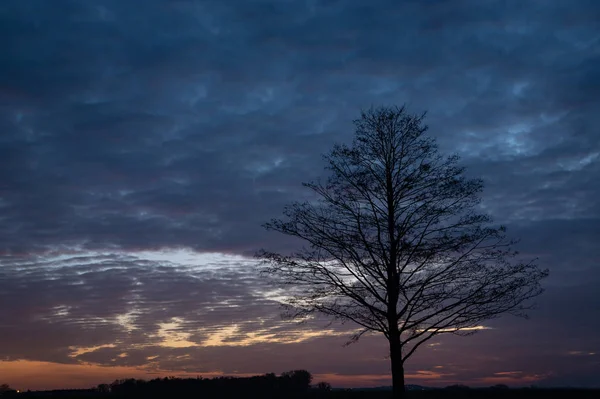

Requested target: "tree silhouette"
[
  {"left": 96, "top": 383, "right": 111, "bottom": 393},
  {"left": 280, "top": 369, "right": 312, "bottom": 392},
  {"left": 0, "top": 384, "right": 17, "bottom": 396},
  {"left": 315, "top": 381, "right": 332, "bottom": 391},
  {"left": 258, "top": 105, "right": 548, "bottom": 399},
  {"left": 104, "top": 371, "right": 313, "bottom": 398}
]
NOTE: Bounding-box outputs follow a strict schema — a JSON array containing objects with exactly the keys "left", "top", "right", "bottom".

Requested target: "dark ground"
[{"left": 7, "top": 388, "right": 600, "bottom": 399}]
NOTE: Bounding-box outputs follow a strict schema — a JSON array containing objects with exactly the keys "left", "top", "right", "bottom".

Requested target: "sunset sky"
[{"left": 1, "top": 0, "right": 599, "bottom": 391}]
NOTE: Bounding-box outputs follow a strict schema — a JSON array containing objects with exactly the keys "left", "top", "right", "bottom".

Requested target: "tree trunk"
[{"left": 389, "top": 331, "right": 406, "bottom": 399}]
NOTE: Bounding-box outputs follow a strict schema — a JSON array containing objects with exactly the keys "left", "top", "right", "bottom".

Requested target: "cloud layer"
[{"left": 1, "top": 0, "right": 599, "bottom": 390}]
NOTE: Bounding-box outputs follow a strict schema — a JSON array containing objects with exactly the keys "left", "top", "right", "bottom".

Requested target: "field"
[{"left": 8, "top": 388, "right": 600, "bottom": 399}]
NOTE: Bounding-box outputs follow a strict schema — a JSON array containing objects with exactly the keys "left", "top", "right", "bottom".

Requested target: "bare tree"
[
  {"left": 315, "top": 381, "right": 332, "bottom": 391},
  {"left": 0, "top": 384, "right": 14, "bottom": 394},
  {"left": 258, "top": 106, "right": 548, "bottom": 399}
]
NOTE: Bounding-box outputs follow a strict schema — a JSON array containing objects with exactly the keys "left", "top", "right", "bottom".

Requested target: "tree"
[
  {"left": 258, "top": 106, "right": 548, "bottom": 399},
  {"left": 0, "top": 384, "right": 16, "bottom": 396},
  {"left": 96, "top": 383, "right": 111, "bottom": 393},
  {"left": 280, "top": 370, "right": 312, "bottom": 392},
  {"left": 315, "top": 381, "right": 332, "bottom": 391}
]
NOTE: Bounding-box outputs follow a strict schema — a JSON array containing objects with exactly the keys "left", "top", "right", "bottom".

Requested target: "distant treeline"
[{"left": 104, "top": 369, "right": 314, "bottom": 398}]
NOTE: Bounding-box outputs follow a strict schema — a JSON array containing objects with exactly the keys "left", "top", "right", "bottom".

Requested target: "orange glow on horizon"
[
  {"left": 0, "top": 361, "right": 227, "bottom": 391},
  {"left": 0, "top": 360, "right": 547, "bottom": 391}
]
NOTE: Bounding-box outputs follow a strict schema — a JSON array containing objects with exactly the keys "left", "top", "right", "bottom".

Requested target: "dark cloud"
[{"left": 0, "top": 0, "right": 599, "bottom": 389}]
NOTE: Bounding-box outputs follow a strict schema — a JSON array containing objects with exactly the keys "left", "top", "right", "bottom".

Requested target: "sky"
[{"left": 1, "top": 0, "right": 599, "bottom": 391}]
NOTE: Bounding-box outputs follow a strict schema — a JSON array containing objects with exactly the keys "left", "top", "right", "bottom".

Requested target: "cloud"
[
  {"left": 0, "top": 0, "right": 599, "bottom": 389},
  {"left": 0, "top": 250, "right": 364, "bottom": 370}
]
